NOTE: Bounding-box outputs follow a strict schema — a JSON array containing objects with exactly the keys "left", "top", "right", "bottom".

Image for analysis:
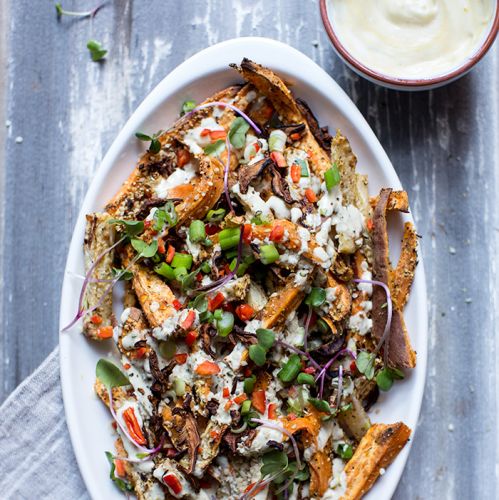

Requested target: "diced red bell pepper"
[
  {"left": 268, "top": 403, "right": 277, "bottom": 420},
  {"left": 208, "top": 292, "right": 225, "bottom": 312},
  {"left": 185, "top": 330, "right": 197, "bottom": 347},
  {"left": 163, "top": 474, "right": 182, "bottom": 495},
  {"left": 209, "top": 130, "right": 227, "bottom": 141},
  {"left": 251, "top": 389, "right": 266, "bottom": 414},
  {"left": 133, "top": 347, "right": 147, "bottom": 359},
  {"left": 122, "top": 407, "right": 147, "bottom": 445},
  {"left": 304, "top": 366, "right": 316, "bottom": 374},
  {"left": 97, "top": 325, "right": 113, "bottom": 339},
  {"left": 235, "top": 304, "right": 255, "bottom": 322},
  {"left": 157, "top": 238, "right": 165, "bottom": 255},
  {"left": 200, "top": 128, "right": 211, "bottom": 137},
  {"left": 180, "top": 310, "right": 196, "bottom": 330},
  {"left": 290, "top": 164, "right": 301, "bottom": 183},
  {"left": 114, "top": 458, "right": 126, "bottom": 478},
  {"left": 172, "top": 299, "right": 182, "bottom": 311},
  {"left": 242, "top": 223, "right": 252, "bottom": 243},
  {"left": 269, "top": 224, "right": 284, "bottom": 242},
  {"left": 234, "top": 394, "right": 248, "bottom": 405},
  {"left": 176, "top": 148, "right": 190, "bottom": 168},
  {"left": 195, "top": 360, "right": 221, "bottom": 376},
  {"left": 174, "top": 353, "right": 188, "bottom": 365},
  {"left": 166, "top": 244, "right": 176, "bottom": 264},
  {"left": 205, "top": 223, "right": 220, "bottom": 236},
  {"left": 90, "top": 314, "right": 102, "bottom": 325},
  {"left": 305, "top": 188, "right": 317, "bottom": 203},
  {"left": 223, "top": 387, "right": 230, "bottom": 398},
  {"left": 270, "top": 151, "right": 287, "bottom": 168}
]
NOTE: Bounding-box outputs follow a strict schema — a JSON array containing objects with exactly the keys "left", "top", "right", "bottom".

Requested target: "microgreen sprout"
[
  {"left": 87, "top": 40, "right": 107, "bottom": 62},
  {"left": 55, "top": 2, "right": 104, "bottom": 19},
  {"left": 135, "top": 131, "right": 163, "bottom": 154}
]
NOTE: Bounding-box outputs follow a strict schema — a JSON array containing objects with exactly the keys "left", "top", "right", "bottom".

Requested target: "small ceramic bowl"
[{"left": 320, "top": 0, "right": 499, "bottom": 91}]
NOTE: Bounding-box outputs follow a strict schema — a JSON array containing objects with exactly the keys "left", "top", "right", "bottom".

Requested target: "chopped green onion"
[
  {"left": 173, "top": 267, "right": 187, "bottom": 280},
  {"left": 260, "top": 244, "right": 279, "bottom": 265},
  {"left": 200, "top": 261, "right": 211, "bottom": 273},
  {"left": 181, "top": 100, "right": 196, "bottom": 115},
  {"left": 244, "top": 375, "right": 257, "bottom": 394},
  {"left": 154, "top": 262, "right": 175, "bottom": 280},
  {"left": 256, "top": 328, "right": 275, "bottom": 350},
  {"left": 171, "top": 253, "right": 193, "bottom": 270},
  {"left": 295, "top": 158, "right": 309, "bottom": 177},
  {"left": 174, "top": 378, "right": 186, "bottom": 397},
  {"left": 297, "top": 373, "right": 315, "bottom": 386},
  {"left": 236, "top": 255, "right": 256, "bottom": 276},
  {"left": 241, "top": 399, "right": 252, "bottom": 415},
  {"left": 251, "top": 213, "right": 267, "bottom": 225},
  {"left": 249, "top": 344, "right": 267, "bottom": 367},
  {"left": 305, "top": 287, "right": 326, "bottom": 308},
  {"left": 213, "top": 309, "right": 223, "bottom": 320},
  {"left": 199, "top": 310, "right": 213, "bottom": 323},
  {"left": 268, "top": 129, "right": 287, "bottom": 152},
  {"left": 218, "top": 227, "right": 241, "bottom": 250},
  {"left": 325, "top": 164, "right": 341, "bottom": 191},
  {"left": 336, "top": 443, "right": 353, "bottom": 460},
  {"left": 225, "top": 248, "right": 239, "bottom": 260},
  {"left": 216, "top": 311, "right": 234, "bottom": 337},
  {"left": 189, "top": 220, "right": 206, "bottom": 243},
  {"left": 159, "top": 339, "right": 176, "bottom": 359},
  {"left": 277, "top": 354, "right": 302, "bottom": 383},
  {"left": 316, "top": 318, "right": 331, "bottom": 335},
  {"left": 206, "top": 208, "right": 226, "bottom": 222},
  {"left": 309, "top": 398, "right": 332, "bottom": 413}
]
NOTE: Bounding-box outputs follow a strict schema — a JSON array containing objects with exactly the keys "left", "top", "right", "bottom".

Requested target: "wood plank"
[{"left": 0, "top": 1, "right": 497, "bottom": 499}]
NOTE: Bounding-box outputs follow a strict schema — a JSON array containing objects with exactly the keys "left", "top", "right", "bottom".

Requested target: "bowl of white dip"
[{"left": 320, "top": 0, "right": 499, "bottom": 90}]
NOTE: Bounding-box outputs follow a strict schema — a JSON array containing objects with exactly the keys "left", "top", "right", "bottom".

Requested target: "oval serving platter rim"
[{"left": 59, "top": 36, "right": 428, "bottom": 500}]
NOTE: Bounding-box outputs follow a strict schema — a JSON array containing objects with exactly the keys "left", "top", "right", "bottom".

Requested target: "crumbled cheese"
[
  {"left": 231, "top": 183, "right": 270, "bottom": 218},
  {"left": 224, "top": 343, "right": 247, "bottom": 371},
  {"left": 266, "top": 195, "right": 291, "bottom": 219},
  {"left": 290, "top": 207, "right": 302, "bottom": 223},
  {"left": 297, "top": 227, "right": 310, "bottom": 253},
  {"left": 332, "top": 204, "right": 364, "bottom": 254},
  {"left": 322, "top": 458, "right": 347, "bottom": 499}
]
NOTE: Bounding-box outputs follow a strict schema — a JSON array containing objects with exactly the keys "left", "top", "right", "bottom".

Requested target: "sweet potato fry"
[
  {"left": 82, "top": 212, "right": 115, "bottom": 340},
  {"left": 341, "top": 422, "right": 411, "bottom": 500}
]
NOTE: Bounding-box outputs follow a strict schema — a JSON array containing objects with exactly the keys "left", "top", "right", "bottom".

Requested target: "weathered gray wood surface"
[{"left": 0, "top": 1, "right": 498, "bottom": 498}]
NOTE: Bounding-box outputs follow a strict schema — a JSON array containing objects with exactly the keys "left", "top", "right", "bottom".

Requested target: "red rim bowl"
[{"left": 320, "top": 0, "right": 499, "bottom": 89}]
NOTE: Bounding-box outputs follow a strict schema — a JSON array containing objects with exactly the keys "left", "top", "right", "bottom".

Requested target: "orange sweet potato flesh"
[{"left": 341, "top": 422, "right": 411, "bottom": 500}]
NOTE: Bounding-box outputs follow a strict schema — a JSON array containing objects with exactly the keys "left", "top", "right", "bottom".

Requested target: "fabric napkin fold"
[{"left": 0, "top": 347, "right": 89, "bottom": 500}]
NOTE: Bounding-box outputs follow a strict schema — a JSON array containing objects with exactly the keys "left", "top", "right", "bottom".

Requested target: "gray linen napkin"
[{"left": 0, "top": 347, "right": 89, "bottom": 500}]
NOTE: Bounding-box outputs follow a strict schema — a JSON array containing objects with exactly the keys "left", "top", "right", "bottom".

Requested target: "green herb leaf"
[
  {"left": 87, "top": 40, "right": 107, "bottom": 62},
  {"left": 131, "top": 238, "right": 158, "bottom": 258},
  {"left": 111, "top": 267, "right": 133, "bottom": 281},
  {"left": 206, "top": 208, "right": 226, "bottom": 222},
  {"left": 135, "top": 132, "right": 152, "bottom": 141},
  {"left": 309, "top": 398, "right": 332, "bottom": 414},
  {"left": 244, "top": 375, "right": 257, "bottom": 394},
  {"left": 376, "top": 367, "right": 405, "bottom": 391},
  {"left": 250, "top": 213, "right": 268, "bottom": 225},
  {"left": 154, "top": 262, "right": 175, "bottom": 280},
  {"left": 96, "top": 359, "right": 130, "bottom": 390},
  {"left": 149, "top": 137, "right": 161, "bottom": 154},
  {"left": 153, "top": 201, "right": 178, "bottom": 231},
  {"left": 229, "top": 117, "right": 250, "bottom": 149},
  {"left": 356, "top": 351, "right": 376, "bottom": 380},
  {"left": 181, "top": 100, "right": 196, "bottom": 115},
  {"left": 256, "top": 328, "right": 275, "bottom": 350},
  {"left": 296, "top": 372, "right": 315, "bottom": 386},
  {"left": 278, "top": 354, "right": 302, "bottom": 383},
  {"left": 336, "top": 443, "right": 353, "bottom": 460},
  {"left": 305, "top": 287, "right": 326, "bottom": 308},
  {"left": 105, "top": 452, "right": 133, "bottom": 492},
  {"left": 249, "top": 344, "right": 267, "bottom": 367},
  {"left": 191, "top": 293, "right": 208, "bottom": 313},
  {"left": 135, "top": 131, "right": 162, "bottom": 154},
  {"left": 108, "top": 218, "right": 144, "bottom": 238},
  {"left": 204, "top": 139, "right": 225, "bottom": 157}
]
